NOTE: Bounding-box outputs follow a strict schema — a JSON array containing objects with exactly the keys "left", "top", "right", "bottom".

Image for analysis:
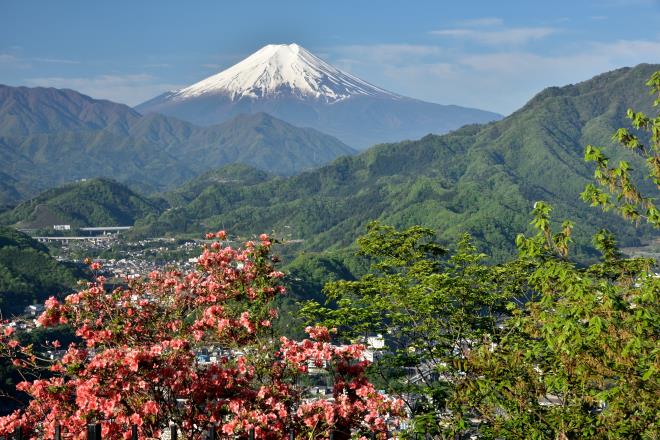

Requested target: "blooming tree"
[{"left": 0, "top": 233, "right": 401, "bottom": 440}]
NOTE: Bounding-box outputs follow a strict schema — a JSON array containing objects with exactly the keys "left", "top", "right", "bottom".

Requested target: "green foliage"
[
  {"left": 582, "top": 69, "right": 660, "bottom": 227},
  {"left": 0, "top": 178, "right": 164, "bottom": 228},
  {"left": 0, "top": 227, "right": 79, "bottom": 317},
  {"left": 138, "top": 65, "right": 660, "bottom": 260},
  {"left": 306, "top": 68, "right": 660, "bottom": 438},
  {"left": 452, "top": 206, "right": 659, "bottom": 439},
  {"left": 161, "top": 164, "right": 272, "bottom": 207},
  {"left": 300, "top": 222, "right": 523, "bottom": 432},
  {"left": 266, "top": 250, "right": 369, "bottom": 339}
]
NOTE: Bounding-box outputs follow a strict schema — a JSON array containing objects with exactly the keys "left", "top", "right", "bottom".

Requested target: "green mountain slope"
[
  {"left": 0, "top": 178, "right": 164, "bottom": 228},
  {"left": 0, "top": 85, "right": 356, "bottom": 203},
  {"left": 184, "top": 113, "right": 355, "bottom": 175},
  {"left": 133, "top": 164, "right": 274, "bottom": 236},
  {"left": 162, "top": 163, "right": 273, "bottom": 206},
  {"left": 140, "top": 64, "right": 659, "bottom": 260},
  {"left": 0, "top": 227, "right": 79, "bottom": 317},
  {"left": 0, "top": 85, "right": 140, "bottom": 136}
]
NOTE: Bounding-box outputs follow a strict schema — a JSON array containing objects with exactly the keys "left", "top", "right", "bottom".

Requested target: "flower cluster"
[
  {"left": 280, "top": 329, "right": 403, "bottom": 438},
  {"left": 0, "top": 233, "right": 401, "bottom": 439}
]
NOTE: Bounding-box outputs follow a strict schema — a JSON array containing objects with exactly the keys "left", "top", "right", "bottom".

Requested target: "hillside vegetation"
[
  {"left": 0, "top": 178, "right": 164, "bottom": 228},
  {"left": 0, "top": 227, "right": 79, "bottom": 317},
  {"left": 0, "top": 86, "right": 355, "bottom": 204},
  {"left": 136, "top": 65, "right": 659, "bottom": 260}
]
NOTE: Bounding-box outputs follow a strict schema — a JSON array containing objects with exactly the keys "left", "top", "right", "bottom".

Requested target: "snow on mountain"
[
  {"left": 136, "top": 43, "right": 502, "bottom": 149},
  {"left": 170, "top": 43, "right": 399, "bottom": 102}
]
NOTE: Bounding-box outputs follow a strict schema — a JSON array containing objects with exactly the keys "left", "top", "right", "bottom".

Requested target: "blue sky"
[{"left": 1, "top": 0, "right": 660, "bottom": 114}]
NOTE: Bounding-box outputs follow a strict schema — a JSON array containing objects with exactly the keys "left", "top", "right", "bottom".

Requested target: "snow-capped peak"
[{"left": 170, "top": 43, "right": 399, "bottom": 102}]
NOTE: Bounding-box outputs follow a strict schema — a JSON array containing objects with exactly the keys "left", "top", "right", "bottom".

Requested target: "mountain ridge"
[
  {"left": 0, "top": 178, "right": 164, "bottom": 228},
  {"left": 0, "top": 85, "right": 356, "bottom": 204},
  {"left": 135, "top": 43, "right": 502, "bottom": 148},
  {"left": 134, "top": 63, "right": 660, "bottom": 260},
  {"left": 0, "top": 84, "right": 140, "bottom": 136}
]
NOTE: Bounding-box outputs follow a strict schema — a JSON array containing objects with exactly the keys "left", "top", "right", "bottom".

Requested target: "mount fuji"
[{"left": 136, "top": 44, "right": 502, "bottom": 148}]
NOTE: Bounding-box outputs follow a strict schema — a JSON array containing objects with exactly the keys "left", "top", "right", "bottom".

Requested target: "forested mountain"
[
  {"left": 0, "top": 85, "right": 355, "bottom": 205},
  {"left": 0, "top": 178, "right": 164, "bottom": 228},
  {"left": 137, "top": 64, "right": 660, "bottom": 260},
  {"left": 182, "top": 112, "right": 354, "bottom": 176},
  {"left": 0, "top": 85, "right": 141, "bottom": 136},
  {"left": 136, "top": 43, "right": 502, "bottom": 149},
  {"left": 162, "top": 163, "right": 273, "bottom": 207},
  {"left": 0, "top": 227, "right": 80, "bottom": 317}
]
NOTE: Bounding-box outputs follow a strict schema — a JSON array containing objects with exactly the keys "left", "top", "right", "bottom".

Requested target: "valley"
[{"left": 1, "top": 4, "right": 659, "bottom": 433}]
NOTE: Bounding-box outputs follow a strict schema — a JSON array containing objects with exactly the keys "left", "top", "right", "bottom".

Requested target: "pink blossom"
[{"left": 0, "top": 230, "right": 401, "bottom": 439}]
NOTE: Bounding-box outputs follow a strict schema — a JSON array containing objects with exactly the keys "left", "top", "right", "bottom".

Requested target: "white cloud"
[
  {"left": 429, "top": 27, "right": 558, "bottom": 46},
  {"left": 0, "top": 54, "right": 19, "bottom": 63},
  {"left": 602, "top": 0, "right": 659, "bottom": 6},
  {"left": 456, "top": 17, "right": 504, "bottom": 27},
  {"left": 331, "top": 44, "right": 446, "bottom": 65},
  {"left": 1, "top": 54, "right": 80, "bottom": 68},
  {"left": 32, "top": 57, "right": 80, "bottom": 64},
  {"left": 143, "top": 63, "right": 171, "bottom": 68},
  {"left": 24, "top": 74, "right": 182, "bottom": 105},
  {"left": 0, "top": 53, "right": 30, "bottom": 68},
  {"left": 460, "top": 39, "right": 660, "bottom": 76},
  {"left": 329, "top": 39, "right": 660, "bottom": 115}
]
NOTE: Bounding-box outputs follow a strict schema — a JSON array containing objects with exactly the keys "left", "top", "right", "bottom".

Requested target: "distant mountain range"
[
  {"left": 131, "top": 64, "right": 659, "bottom": 259},
  {"left": 136, "top": 43, "right": 502, "bottom": 148},
  {"left": 2, "top": 64, "right": 658, "bottom": 260},
  {"left": 0, "top": 85, "right": 355, "bottom": 205}
]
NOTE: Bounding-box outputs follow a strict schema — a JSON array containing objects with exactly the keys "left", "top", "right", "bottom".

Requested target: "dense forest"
[
  {"left": 0, "top": 227, "right": 81, "bottom": 317},
  {"left": 129, "top": 64, "right": 659, "bottom": 261},
  {"left": 0, "top": 178, "right": 165, "bottom": 229}
]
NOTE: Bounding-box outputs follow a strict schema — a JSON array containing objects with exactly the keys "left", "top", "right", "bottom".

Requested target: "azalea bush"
[{"left": 0, "top": 232, "right": 402, "bottom": 440}]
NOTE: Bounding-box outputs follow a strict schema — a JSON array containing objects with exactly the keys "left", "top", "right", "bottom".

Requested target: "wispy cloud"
[
  {"left": 0, "top": 53, "right": 30, "bottom": 68},
  {"left": 1, "top": 54, "right": 80, "bottom": 68},
  {"left": 24, "top": 74, "right": 181, "bottom": 105},
  {"left": 429, "top": 26, "right": 558, "bottom": 45},
  {"left": 329, "top": 38, "right": 660, "bottom": 114},
  {"left": 454, "top": 38, "right": 660, "bottom": 75},
  {"left": 602, "top": 0, "right": 660, "bottom": 6},
  {"left": 0, "top": 54, "right": 19, "bottom": 64},
  {"left": 32, "top": 57, "right": 80, "bottom": 64},
  {"left": 143, "top": 63, "right": 171, "bottom": 68},
  {"left": 456, "top": 17, "right": 503, "bottom": 27},
  {"left": 331, "top": 44, "right": 445, "bottom": 65}
]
